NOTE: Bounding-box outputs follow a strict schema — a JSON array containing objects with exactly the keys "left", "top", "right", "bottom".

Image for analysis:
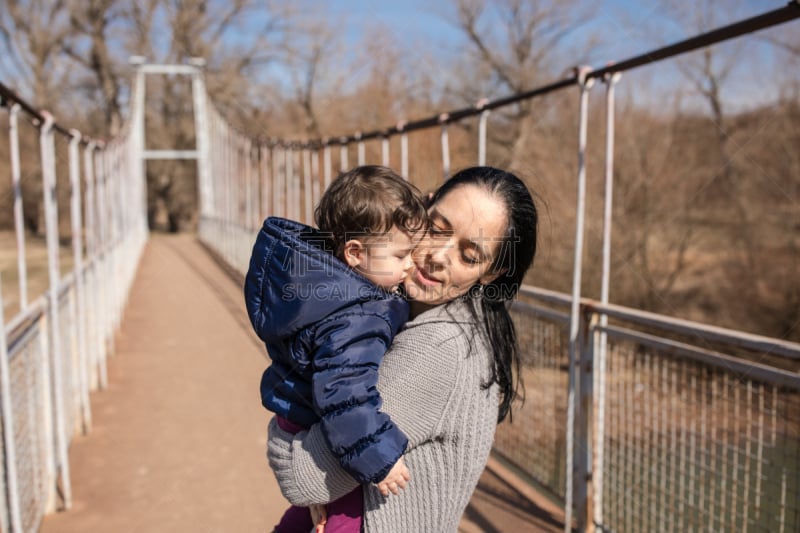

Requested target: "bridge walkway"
[{"left": 39, "top": 234, "right": 563, "bottom": 532}]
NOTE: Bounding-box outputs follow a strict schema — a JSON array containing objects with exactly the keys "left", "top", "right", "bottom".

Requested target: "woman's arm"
[
  {"left": 268, "top": 321, "right": 467, "bottom": 506},
  {"left": 268, "top": 418, "right": 358, "bottom": 505}
]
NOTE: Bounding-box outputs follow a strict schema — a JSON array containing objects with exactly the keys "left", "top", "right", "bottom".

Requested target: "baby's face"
[{"left": 357, "top": 226, "right": 418, "bottom": 293}]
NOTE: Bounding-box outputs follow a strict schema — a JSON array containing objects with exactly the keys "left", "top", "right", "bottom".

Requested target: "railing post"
[
  {"left": 477, "top": 99, "right": 489, "bottom": 166},
  {"left": 311, "top": 148, "right": 321, "bottom": 210},
  {"left": 577, "top": 305, "right": 595, "bottom": 532},
  {"left": 439, "top": 114, "right": 450, "bottom": 180},
  {"left": 0, "top": 279, "right": 22, "bottom": 533},
  {"left": 323, "top": 143, "right": 332, "bottom": 190},
  {"left": 594, "top": 70, "right": 621, "bottom": 530},
  {"left": 83, "top": 142, "right": 100, "bottom": 391},
  {"left": 398, "top": 122, "right": 408, "bottom": 179},
  {"left": 95, "top": 148, "right": 109, "bottom": 389},
  {"left": 284, "top": 149, "right": 293, "bottom": 220},
  {"left": 339, "top": 140, "right": 348, "bottom": 171},
  {"left": 69, "top": 130, "right": 92, "bottom": 434},
  {"left": 272, "top": 146, "right": 281, "bottom": 218},
  {"left": 211, "top": 114, "right": 221, "bottom": 223},
  {"left": 131, "top": 61, "right": 147, "bottom": 227},
  {"left": 225, "top": 129, "right": 233, "bottom": 262},
  {"left": 356, "top": 133, "right": 365, "bottom": 165},
  {"left": 39, "top": 111, "right": 73, "bottom": 509},
  {"left": 293, "top": 150, "right": 302, "bottom": 223},
  {"left": 565, "top": 66, "right": 594, "bottom": 533},
  {"left": 381, "top": 136, "right": 390, "bottom": 167},
  {"left": 303, "top": 147, "right": 313, "bottom": 225},
  {"left": 9, "top": 104, "right": 28, "bottom": 311},
  {"left": 36, "top": 309, "right": 57, "bottom": 514},
  {"left": 260, "top": 143, "right": 271, "bottom": 220},
  {"left": 191, "top": 67, "right": 213, "bottom": 220},
  {"left": 108, "top": 142, "right": 121, "bottom": 346},
  {"left": 252, "top": 141, "right": 259, "bottom": 228},
  {"left": 237, "top": 137, "right": 245, "bottom": 260},
  {"left": 244, "top": 139, "right": 253, "bottom": 230}
]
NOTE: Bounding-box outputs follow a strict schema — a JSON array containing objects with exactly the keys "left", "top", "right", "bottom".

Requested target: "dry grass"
[{"left": 0, "top": 230, "right": 75, "bottom": 321}]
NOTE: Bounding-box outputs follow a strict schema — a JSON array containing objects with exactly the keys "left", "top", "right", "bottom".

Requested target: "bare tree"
[
  {"left": 723, "top": 98, "right": 800, "bottom": 340},
  {"left": 665, "top": 0, "right": 763, "bottom": 265},
  {"left": 610, "top": 104, "right": 700, "bottom": 313},
  {"left": 139, "top": 0, "right": 295, "bottom": 231},
  {"left": 281, "top": 13, "right": 342, "bottom": 140},
  {"left": 448, "top": 0, "right": 595, "bottom": 169},
  {"left": 0, "top": 0, "right": 74, "bottom": 108},
  {"left": 61, "top": 0, "right": 128, "bottom": 137},
  {"left": 0, "top": 0, "right": 79, "bottom": 236}
]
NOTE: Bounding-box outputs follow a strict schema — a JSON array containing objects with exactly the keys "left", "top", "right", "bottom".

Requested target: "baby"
[{"left": 244, "top": 165, "right": 428, "bottom": 532}]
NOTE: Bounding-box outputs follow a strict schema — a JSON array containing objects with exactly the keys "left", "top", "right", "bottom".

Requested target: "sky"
[
  {"left": 324, "top": 0, "right": 785, "bottom": 59},
  {"left": 313, "top": 0, "right": 795, "bottom": 112},
  {"left": 0, "top": 0, "right": 795, "bottom": 114}
]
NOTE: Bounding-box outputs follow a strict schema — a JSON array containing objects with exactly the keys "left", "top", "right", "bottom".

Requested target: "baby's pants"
[
  {"left": 272, "top": 416, "right": 363, "bottom": 533},
  {"left": 273, "top": 489, "right": 363, "bottom": 533}
]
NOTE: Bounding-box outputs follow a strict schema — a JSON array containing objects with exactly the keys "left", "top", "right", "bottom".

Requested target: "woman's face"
[{"left": 404, "top": 184, "right": 507, "bottom": 306}]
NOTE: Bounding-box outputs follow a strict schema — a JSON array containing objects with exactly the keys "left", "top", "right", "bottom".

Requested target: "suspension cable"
[
  {"left": 259, "top": 3, "right": 799, "bottom": 151},
  {"left": 0, "top": 81, "right": 96, "bottom": 147}
]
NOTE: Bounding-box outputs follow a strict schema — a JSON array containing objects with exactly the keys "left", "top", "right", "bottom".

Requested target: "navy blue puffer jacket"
[{"left": 244, "top": 217, "right": 409, "bottom": 484}]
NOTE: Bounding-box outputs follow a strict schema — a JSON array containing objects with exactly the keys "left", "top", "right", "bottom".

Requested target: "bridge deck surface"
[{"left": 40, "top": 234, "right": 563, "bottom": 533}]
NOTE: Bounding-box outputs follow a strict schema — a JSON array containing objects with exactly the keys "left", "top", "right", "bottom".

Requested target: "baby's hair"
[{"left": 315, "top": 166, "right": 428, "bottom": 258}]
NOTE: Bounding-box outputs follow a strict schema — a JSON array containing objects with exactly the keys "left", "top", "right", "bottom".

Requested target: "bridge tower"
[{"left": 128, "top": 57, "right": 213, "bottom": 223}]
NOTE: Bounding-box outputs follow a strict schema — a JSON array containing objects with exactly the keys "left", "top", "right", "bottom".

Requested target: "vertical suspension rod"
[
  {"left": 439, "top": 114, "right": 450, "bottom": 180},
  {"left": 398, "top": 122, "right": 408, "bottom": 179},
  {"left": 381, "top": 136, "right": 390, "bottom": 167},
  {"left": 323, "top": 144, "right": 332, "bottom": 190},
  {"left": 565, "top": 66, "right": 594, "bottom": 533},
  {"left": 594, "top": 70, "right": 621, "bottom": 530},
  {"left": 0, "top": 277, "right": 22, "bottom": 533},
  {"left": 339, "top": 140, "right": 348, "bottom": 171},
  {"left": 477, "top": 99, "right": 490, "bottom": 166},
  {"left": 68, "top": 130, "right": 91, "bottom": 434},
  {"left": 8, "top": 104, "right": 28, "bottom": 309},
  {"left": 357, "top": 133, "right": 365, "bottom": 165},
  {"left": 40, "top": 111, "right": 73, "bottom": 509}
]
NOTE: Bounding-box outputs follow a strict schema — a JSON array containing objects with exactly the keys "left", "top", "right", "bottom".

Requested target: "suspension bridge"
[{"left": 1, "top": 4, "right": 799, "bottom": 532}]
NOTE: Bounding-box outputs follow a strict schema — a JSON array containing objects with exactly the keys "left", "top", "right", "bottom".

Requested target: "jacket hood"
[{"left": 244, "top": 217, "right": 398, "bottom": 342}]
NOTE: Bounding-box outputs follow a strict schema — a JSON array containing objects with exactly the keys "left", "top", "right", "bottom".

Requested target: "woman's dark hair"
[
  {"left": 315, "top": 165, "right": 428, "bottom": 258},
  {"left": 430, "top": 166, "right": 538, "bottom": 423}
]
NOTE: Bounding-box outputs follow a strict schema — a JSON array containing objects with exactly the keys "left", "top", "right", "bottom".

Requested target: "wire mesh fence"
[
  {"left": 594, "top": 321, "right": 799, "bottom": 532},
  {"left": 8, "top": 317, "right": 52, "bottom": 532},
  {"left": 496, "top": 288, "right": 800, "bottom": 532},
  {"left": 0, "top": 76, "right": 148, "bottom": 531},
  {"left": 493, "top": 300, "right": 571, "bottom": 501}
]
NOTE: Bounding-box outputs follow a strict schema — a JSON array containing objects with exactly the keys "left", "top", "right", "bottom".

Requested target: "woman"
[{"left": 268, "top": 166, "right": 539, "bottom": 532}]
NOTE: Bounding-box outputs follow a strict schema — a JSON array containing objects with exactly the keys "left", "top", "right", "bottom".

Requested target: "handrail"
[
  {"left": 597, "top": 323, "right": 800, "bottom": 389},
  {"left": 518, "top": 285, "right": 800, "bottom": 361},
  {"left": 0, "top": 81, "right": 98, "bottom": 148}
]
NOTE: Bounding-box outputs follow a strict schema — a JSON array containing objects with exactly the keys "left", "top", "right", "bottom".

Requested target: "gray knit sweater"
[{"left": 267, "top": 300, "right": 499, "bottom": 532}]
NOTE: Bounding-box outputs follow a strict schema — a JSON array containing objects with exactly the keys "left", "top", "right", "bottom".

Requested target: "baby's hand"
[
  {"left": 309, "top": 504, "right": 327, "bottom": 533},
  {"left": 375, "top": 456, "right": 410, "bottom": 497}
]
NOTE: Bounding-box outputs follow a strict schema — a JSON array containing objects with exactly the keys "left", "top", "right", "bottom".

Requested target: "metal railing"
[
  {"left": 0, "top": 3, "right": 792, "bottom": 530},
  {"left": 0, "top": 75, "right": 147, "bottom": 531},
  {"left": 494, "top": 287, "right": 800, "bottom": 532},
  {"left": 193, "top": 4, "right": 800, "bottom": 532}
]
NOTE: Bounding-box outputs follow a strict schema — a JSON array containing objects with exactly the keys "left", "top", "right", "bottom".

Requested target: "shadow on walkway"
[
  {"left": 460, "top": 457, "right": 566, "bottom": 533},
  {"left": 41, "top": 234, "right": 284, "bottom": 532}
]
